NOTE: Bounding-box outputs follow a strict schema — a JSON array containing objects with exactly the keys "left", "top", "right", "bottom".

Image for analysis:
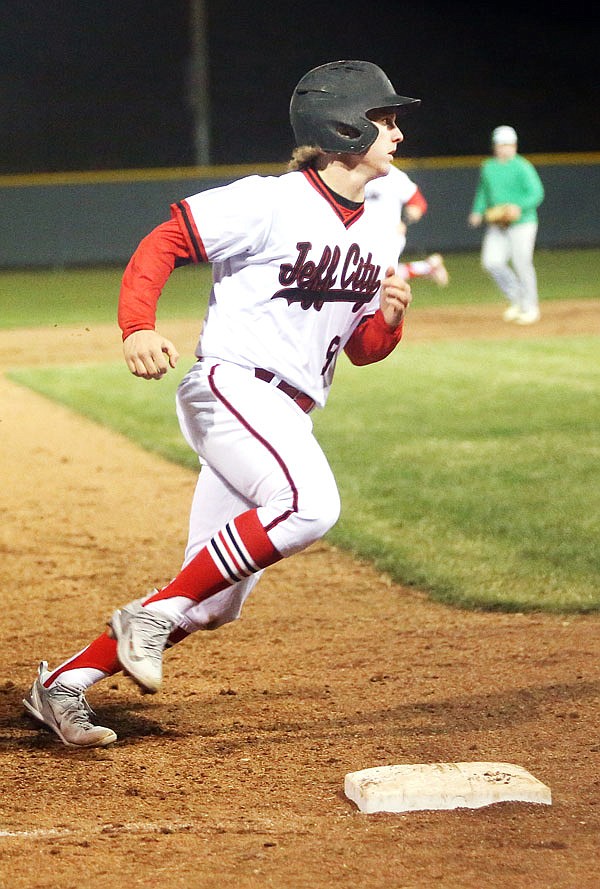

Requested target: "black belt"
[{"left": 254, "top": 368, "right": 315, "bottom": 413}]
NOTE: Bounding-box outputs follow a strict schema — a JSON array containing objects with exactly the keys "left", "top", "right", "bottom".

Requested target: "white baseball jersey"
[
  {"left": 364, "top": 164, "right": 419, "bottom": 256},
  {"left": 177, "top": 166, "right": 404, "bottom": 407}
]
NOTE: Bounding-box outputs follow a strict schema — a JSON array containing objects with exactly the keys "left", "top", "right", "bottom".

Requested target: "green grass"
[
  {"left": 8, "top": 334, "right": 600, "bottom": 614},
  {"left": 314, "top": 338, "right": 600, "bottom": 613},
  {"left": 0, "top": 263, "right": 212, "bottom": 329},
  {"left": 0, "top": 248, "right": 598, "bottom": 329}
]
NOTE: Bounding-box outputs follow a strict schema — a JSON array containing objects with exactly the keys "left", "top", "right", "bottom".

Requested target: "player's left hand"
[{"left": 380, "top": 266, "right": 412, "bottom": 328}]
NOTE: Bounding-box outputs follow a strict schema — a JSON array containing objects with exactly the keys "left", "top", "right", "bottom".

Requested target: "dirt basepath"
[{"left": 1, "top": 302, "right": 599, "bottom": 889}]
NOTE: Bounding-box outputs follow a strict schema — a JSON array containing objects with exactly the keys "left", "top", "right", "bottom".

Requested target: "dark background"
[{"left": 1, "top": 1, "right": 598, "bottom": 174}]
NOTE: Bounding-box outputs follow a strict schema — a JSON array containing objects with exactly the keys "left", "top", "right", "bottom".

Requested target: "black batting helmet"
[{"left": 289, "top": 60, "right": 421, "bottom": 154}]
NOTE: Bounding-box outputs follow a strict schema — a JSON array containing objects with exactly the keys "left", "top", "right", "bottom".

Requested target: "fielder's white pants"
[
  {"left": 173, "top": 359, "right": 341, "bottom": 633},
  {"left": 481, "top": 221, "right": 539, "bottom": 313}
]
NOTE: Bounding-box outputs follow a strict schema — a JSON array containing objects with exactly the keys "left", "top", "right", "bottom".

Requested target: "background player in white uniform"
[
  {"left": 24, "top": 60, "right": 420, "bottom": 747},
  {"left": 367, "top": 165, "right": 449, "bottom": 286}
]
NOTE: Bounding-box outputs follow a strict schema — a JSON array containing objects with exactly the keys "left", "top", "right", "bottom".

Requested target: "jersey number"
[{"left": 321, "top": 336, "right": 341, "bottom": 381}]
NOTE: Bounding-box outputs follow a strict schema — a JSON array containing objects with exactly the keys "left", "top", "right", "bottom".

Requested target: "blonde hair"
[{"left": 287, "top": 145, "right": 326, "bottom": 171}]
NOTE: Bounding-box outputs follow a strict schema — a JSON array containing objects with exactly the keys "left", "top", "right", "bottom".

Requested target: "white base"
[{"left": 344, "top": 762, "right": 551, "bottom": 814}]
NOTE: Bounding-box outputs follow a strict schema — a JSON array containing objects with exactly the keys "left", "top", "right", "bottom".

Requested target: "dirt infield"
[{"left": 1, "top": 301, "right": 599, "bottom": 889}]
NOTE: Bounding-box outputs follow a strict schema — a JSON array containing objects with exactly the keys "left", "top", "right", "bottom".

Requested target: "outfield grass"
[
  {"left": 0, "top": 263, "right": 211, "bottom": 329},
  {"left": 0, "top": 247, "right": 599, "bottom": 329},
  {"left": 316, "top": 337, "right": 600, "bottom": 613},
  {"left": 8, "top": 333, "right": 600, "bottom": 614}
]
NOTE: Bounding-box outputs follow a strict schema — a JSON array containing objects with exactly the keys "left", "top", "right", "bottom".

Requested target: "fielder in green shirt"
[{"left": 468, "top": 125, "right": 545, "bottom": 324}]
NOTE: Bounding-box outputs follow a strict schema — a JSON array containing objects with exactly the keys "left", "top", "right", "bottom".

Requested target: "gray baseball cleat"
[
  {"left": 503, "top": 304, "right": 522, "bottom": 322},
  {"left": 515, "top": 307, "right": 541, "bottom": 325},
  {"left": 23, "top": 661, "right": 117, "bottom": 747},
  {"left": 109, "top": 601, "right": 173, "bottom": 693}
]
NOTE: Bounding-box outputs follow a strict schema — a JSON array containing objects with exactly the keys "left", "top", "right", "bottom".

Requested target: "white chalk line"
[{"left": 0, "top": 821, "right": 196, "bottom": 839}]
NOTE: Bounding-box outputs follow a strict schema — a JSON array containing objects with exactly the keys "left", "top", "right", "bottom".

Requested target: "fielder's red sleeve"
[
  {"left": 118, "top": 216, "right": 196, "bottom": 341},
  {"left": 344, "top": 309, "right": 404, "bottom": 366}
]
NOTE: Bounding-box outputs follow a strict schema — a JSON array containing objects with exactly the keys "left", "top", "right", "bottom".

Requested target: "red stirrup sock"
[
  {"left": 44, "top": 622, "right": 193, "bottom": 687},
  {"left": 45, "top": 632, "right": 121, "bottom": 686},
  {"left": 146, "top": 508, "right": 282, "bottom": 605}
]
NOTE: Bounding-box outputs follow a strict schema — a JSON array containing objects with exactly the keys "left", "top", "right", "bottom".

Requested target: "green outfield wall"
[{"left": 1, "top": 154, "right": 598, "bottom": 268}]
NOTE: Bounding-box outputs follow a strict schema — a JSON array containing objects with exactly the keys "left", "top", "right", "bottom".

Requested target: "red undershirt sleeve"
[
  {"left": 405, "top": 187, "right": 428, "bottom": 215},
  {"left": 117, "top": 215, "right": 197, "bottom": 341},
  {"left": 344, "top": 309, "right": 404, "bottom": 366}
]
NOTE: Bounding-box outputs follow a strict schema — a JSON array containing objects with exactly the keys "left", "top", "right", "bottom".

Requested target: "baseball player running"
[
  {"left": 367, "top": 164, "right": 449, "bottom": 287},
  {"left": 24, "top": 60, "right": 420, "bottom": 747}
]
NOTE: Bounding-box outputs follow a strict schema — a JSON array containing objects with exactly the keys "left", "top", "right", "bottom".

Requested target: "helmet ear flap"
[{"left": 335, "top": 122, "right": 362, "bottom": 140}]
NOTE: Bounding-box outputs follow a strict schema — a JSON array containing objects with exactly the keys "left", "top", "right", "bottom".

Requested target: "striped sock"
[{"left": 146, "top": 508, "right": 281, "bottom": 606}]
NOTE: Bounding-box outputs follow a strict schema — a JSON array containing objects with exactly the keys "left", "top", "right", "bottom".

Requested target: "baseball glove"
[{"left": 484, "top": 204, "right": 521, "bottom": 226}]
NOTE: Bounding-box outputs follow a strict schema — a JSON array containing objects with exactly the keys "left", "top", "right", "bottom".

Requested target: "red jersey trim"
[
  {"left": 303, "top": 168, "right": 365, "bottom": 228},
  {"left": 171, "top": 199, "right": 208, "bottom": 263}
]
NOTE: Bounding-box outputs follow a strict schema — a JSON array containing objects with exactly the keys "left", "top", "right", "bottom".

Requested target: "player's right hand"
[{"left": 123, "top": 329, "right": 180, "bottom": 380}]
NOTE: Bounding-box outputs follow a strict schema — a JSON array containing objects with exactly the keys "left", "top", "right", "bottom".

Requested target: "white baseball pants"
[
  {"left": 173, "top": 359, "right": 341, "bottom": 632},
  {"left": 481, "top": 221, "right": 539, "bottom": 313}
]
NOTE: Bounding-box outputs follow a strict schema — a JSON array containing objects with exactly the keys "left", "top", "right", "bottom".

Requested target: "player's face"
[
  {"left": 363, "top": 111, "right": 403, "bottom": 178},
  {"left": 494, "top": 142, "right": 517, "bottom": 160}
]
